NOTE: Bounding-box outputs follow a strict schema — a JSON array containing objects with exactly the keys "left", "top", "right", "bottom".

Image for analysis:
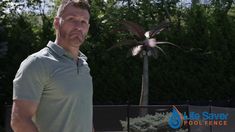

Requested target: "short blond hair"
[{"left": 56, "top": 0, "right": 90, "bottom": 17}]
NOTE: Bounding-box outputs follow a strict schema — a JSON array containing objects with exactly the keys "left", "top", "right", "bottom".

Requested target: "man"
[{"left": 11, "top": 0, "right": 93, "bottom": 132}]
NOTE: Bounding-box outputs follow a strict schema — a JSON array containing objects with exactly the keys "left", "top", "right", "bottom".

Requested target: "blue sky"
[{"left": 3, "top": 0, "right": 212, "bottom": 14}]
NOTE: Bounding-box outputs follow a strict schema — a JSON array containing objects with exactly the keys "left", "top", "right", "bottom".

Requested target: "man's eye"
[
  {"left": 81, "top": 20, "right": 87, "bottom": 24},
  {"left": 67, "top": 17, "right": 75, "bottom": 21}
]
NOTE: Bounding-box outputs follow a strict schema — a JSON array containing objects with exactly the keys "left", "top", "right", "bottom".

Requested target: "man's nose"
[
  {"left": 73, "top": 21, "right": 83, "bottom": 31},
  {"left": 73, "top": 20, "right": 82, "bottom": 27}
]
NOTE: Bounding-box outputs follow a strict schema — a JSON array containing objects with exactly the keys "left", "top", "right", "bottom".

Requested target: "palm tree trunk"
[{"left": 139, "top": 51, "right": 149, "bottom": 116}]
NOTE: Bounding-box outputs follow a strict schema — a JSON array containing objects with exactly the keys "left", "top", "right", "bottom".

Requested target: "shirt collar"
[
  {"left": 47, "top": 41, "right": 87, "bottom": 61},
  {"left": 47, "top": 41, "right": 65, "bottom": 57},
  {"left": 79, "top": 51, "right": 87, "bottom": 61}
]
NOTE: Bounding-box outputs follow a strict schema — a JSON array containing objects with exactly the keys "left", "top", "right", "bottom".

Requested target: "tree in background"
[{"left": 0, "top": 0, "right": 54, "bottom": 104}]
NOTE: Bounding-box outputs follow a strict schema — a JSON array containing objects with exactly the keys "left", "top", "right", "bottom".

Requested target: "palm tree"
[{"left": 109, "top": 20, "right": 177, "bottom": 115}]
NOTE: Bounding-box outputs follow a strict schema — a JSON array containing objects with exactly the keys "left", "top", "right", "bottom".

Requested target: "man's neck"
[{"left": 55, "top": 39, "right": 80, "bottom": 60}]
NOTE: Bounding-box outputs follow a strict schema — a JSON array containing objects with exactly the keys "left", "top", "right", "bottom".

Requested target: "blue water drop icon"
[{"left": 168, "top": 106, "right": 183, "bottom": 129}]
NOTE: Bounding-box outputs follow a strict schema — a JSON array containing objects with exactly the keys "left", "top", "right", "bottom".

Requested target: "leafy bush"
[
  {"left": 120, "top": 112, "right": 188, "bottom": 132},
  {"left": 0, "top": 125, "right": 4, "bottom": 132}
]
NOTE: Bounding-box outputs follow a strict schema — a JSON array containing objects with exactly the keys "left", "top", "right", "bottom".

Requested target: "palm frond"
[
  {"left": 121, "top": 20, "right": 146, "bottom": 39},
  {"left": 154, "top": 45, "right": 167, "bottom": 57},
  {"left": 145, "top": 20, "right": 170, "bottom": 38},
  {"left": 132, "top": 45, "right": 143, "bottom": 56},
  {"left": 107, "top": 39, "right": 140, "bottom": 51},
  {"left": 156, "top": 41, "right": 180, "bottom": 48},
  {"left": 110, "top": 28, "right": 126, "bottom": 34}
]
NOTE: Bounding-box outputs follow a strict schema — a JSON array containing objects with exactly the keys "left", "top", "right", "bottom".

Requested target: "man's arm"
[{"left": 11, "top": 100, "right": 39, "bottom": 132}]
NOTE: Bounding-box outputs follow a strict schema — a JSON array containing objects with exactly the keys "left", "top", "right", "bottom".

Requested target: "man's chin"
[
  {"left": 71, "top": 35, "right": 84, "bottom": 41},
  {"left": 71, "top": 40, "right": 83, "bottom": 48}
]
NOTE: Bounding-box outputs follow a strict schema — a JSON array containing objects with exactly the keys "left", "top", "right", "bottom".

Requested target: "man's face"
[{"left": 56, "top": 4, "right": 90, "bottom": 48}]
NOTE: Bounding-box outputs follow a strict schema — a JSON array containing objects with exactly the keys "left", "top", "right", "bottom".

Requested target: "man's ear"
[{"left": 54, "top": 17, "right": 60, "bottom": 30}]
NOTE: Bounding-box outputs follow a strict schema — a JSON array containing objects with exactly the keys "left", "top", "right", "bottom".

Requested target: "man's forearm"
[{"left": 11, "top": 118, "right": 38, "bottom": 132}]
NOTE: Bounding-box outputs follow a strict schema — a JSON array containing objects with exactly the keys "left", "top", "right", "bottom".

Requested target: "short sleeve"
[{"left": 13, "top": 56, "right": 48, "bottom": 102}]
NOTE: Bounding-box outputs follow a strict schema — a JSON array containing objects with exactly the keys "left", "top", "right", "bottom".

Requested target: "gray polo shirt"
[{"left": 13, "top": 41, "right": 93, "bottom": 132}]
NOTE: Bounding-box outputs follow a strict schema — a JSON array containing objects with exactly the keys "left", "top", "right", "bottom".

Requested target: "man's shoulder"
[
  {"left": 30, "top": 47, "right": 51, "bottom": 59},
  {"left": 20, "top": 47, "right": 51, "bottom": 68},
  {"left": 26, "top": 46, "right": 59, "bottom": 64}
]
